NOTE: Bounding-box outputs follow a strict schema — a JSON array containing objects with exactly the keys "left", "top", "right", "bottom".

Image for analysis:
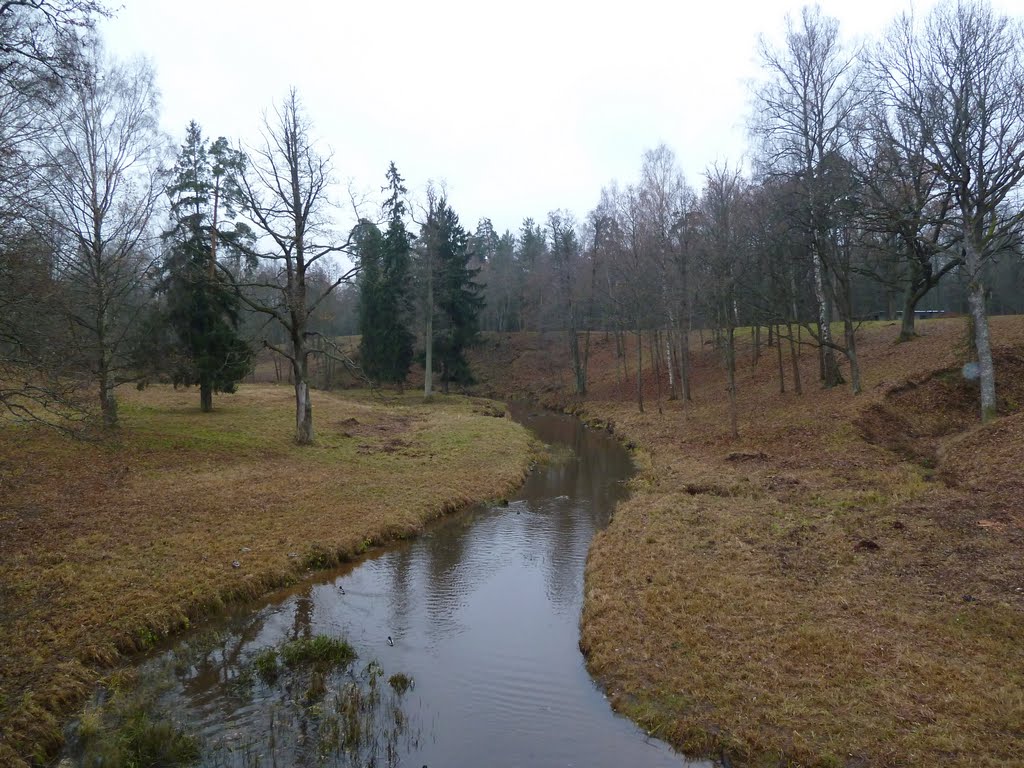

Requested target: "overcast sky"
[{"left": 101, "top": 0, "right": 1018, "bottom": 236}]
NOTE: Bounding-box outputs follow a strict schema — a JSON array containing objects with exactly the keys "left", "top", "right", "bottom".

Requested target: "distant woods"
[
  {"left": 473, "top": 0, "right": 1024, "bottom": 425},
  {"left": 2, "top": 0, "right": 1023, "bottom": 440}
]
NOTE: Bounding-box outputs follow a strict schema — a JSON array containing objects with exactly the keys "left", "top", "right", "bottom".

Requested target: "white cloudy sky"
[{"left": 102, "top": 0, "right": 1019, "bottom": 235}]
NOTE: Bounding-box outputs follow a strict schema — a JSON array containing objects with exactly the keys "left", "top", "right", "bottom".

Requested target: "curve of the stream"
[{"left": 104, "top": 404, "right": 711, "bottom": 767}]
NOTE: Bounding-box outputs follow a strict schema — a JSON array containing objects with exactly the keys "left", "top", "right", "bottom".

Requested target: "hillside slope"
[{"left": 470, "top": 317, "right": 1024, "bottom": 767}]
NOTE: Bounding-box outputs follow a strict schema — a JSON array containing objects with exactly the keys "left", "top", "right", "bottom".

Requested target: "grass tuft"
[
  {"left": 279, "top": 635, "right": 356, "bottom": 670},
  {"left": 252, "top": 648, "right": 279, "bottom": 683},
  {"left": 387, "top": 673, "right": 414, "bottom": 695}
]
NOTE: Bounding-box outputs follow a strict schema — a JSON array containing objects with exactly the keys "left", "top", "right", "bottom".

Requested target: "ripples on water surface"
[{"left": 125, "top": 405, "right": 708, "bottom": 767}]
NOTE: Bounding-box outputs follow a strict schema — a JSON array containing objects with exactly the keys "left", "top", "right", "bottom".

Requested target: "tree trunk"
[
  {"left": 636, "top": 326, "right": 644, "bottom": 413},
  {"left": 840, "top": 257, "right": 862, "bottom": 395},
  {"left": 817, "top": 327, "right": 825, "bottom": 381},
  {"left": 843, "top": 318, "right": 861, "bottom": 395},
  {"left": 581, "top": 328, "right": 592, "bottom": 396},
  {"left": 680, "top": 312, "right": 692, "bottom": 401},
  {"left": 812, "top": 245, "right": 843, "bottom": 387},
  {"left": 619, "top": 328, "right": 630, "bottom": 388},
  {"left": 614, "top": 332, "right": 624, "bottom": 393},
  {"left": 665, "top": 330, "right": 676, "bottom": 399},
  {"left": 726, "top": 325, "right": 738, "bottom": 439},
  {"left": 752, "top": 324, "right": 761, "bottom": 366},
  {"left": 651, "top": 330, "right": 662, "bottom": 413},
  {"left": 94, "top": 299, "right": 118, "bottom": 428},
  {"left": 98, "top": 359, "right": 117, "bottom": 427},
  {"left": 899, "top": 281, "right": 918, "bottom": 341},
  {"left": 294, "top": 359, "right": 314, "bottom": 444},
  {"left": 569, "top": 327, "right": 585, "bottom": 396},
  {"left": 965, "top": 242, "right": 996, "bottom": 421},
  {"left": 787, "top": 321, "right": 803, "bottom": 395},
  {"left": 200, "top": 381, "right": 213, "bottom": 412},
  {"left": 775, "top": 324, "right": 786, "bottom": 394},
  {"left": 424, "top": 263, "right": 433, "bottom": 399}
]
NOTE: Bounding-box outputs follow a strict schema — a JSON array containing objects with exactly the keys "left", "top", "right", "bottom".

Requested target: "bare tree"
[
  {"left": 753, "top": 4, "right": 864, "bottom": 391},
  {"left": 0, "top": 1, "right": 107, "bottom": 68},
  {"left": 0, "top": 2, "right": 110, "bottom": 428},
  {"left": 697, "top": 164, "right": 747, "bottom": 438},
  {"left": 881, "top": 0, "right": 1024, "bottom": 420},
  {"left": 602, "top": 183, "right": 663, "bottom": 412},
  {"left": 232, "top": 89, "right": 356, "bottom": 443},
  {"left": 30, "top": 44, "right": 164, "bottom": 427},
  {"left": 546, "top": 209, "right": 589, "bottom": 395},
  {"left": 1, "top": 2, "right": 109, "bottom": 221},
  {"left": 853, "top": 78, "right": 959, "bottom": 342},
  {"left": 638, "top": 144, "right": 695, "bottom": 401},
  {"left": 411, "top": 182, "right": 442, "bottom": 399}
]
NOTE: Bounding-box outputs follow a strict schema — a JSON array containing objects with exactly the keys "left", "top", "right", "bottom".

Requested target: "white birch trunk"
[{"left": 964, "top": 240, "right": 996, "bottom": 420}]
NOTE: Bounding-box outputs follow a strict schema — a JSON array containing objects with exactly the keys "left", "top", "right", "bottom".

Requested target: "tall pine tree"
[
  {"left": 421, "top": 198, "right": 484, "bottom": 394},
  {"left": 158, "top": 122, "right": 252, "bottom": 411},
  {"left": 358, "top": 163, "right": 414, "bottom": 390}
]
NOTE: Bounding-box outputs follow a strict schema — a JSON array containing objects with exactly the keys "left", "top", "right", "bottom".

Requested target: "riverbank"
[
  {"left": 471, "top": 317, "right": 1024, "bottom": 767},
  {"left": 0, "top": 386, "right": 535, "bottom": 766}
]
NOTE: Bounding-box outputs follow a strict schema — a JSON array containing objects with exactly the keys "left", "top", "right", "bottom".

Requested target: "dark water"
[{"left": 120, "top": 405, "right": 707, "bottom": 767}]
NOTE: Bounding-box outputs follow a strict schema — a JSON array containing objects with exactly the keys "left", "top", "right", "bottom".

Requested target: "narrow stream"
[{"left": 103, "top": 405, "right": 708, "bottom": 767}]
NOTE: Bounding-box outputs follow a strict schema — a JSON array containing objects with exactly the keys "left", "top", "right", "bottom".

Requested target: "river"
[{"left": 91, "top": 404, "right": 709, "bottom": 767}]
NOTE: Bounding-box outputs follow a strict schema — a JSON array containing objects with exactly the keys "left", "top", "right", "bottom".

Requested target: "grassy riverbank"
[
  {"left": 471, "top": 317, "right": 1024, "bottom": 767},
  {"left": 0, "top": 386, "right": 534, "bottom": 766}
]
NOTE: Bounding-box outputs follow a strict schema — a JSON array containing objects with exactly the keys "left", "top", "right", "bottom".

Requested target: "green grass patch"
[{"left": 279, "top": 635, "right": 357, "bottom": 670}]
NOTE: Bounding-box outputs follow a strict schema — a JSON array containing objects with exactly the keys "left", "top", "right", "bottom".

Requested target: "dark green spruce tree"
[
  {"left": 358, "top": 163, "right": 415, "bottom": 390},
  {"left": 422, "top": 198, "right": 484, "bottom": 394},
  {"left": 158, "top": 121, "right": 252, "bottom": 411}
]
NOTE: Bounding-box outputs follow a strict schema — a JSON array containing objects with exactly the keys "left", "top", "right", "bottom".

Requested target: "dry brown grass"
[
  {"left": 0, "top": 384, "right": 534, "bottom": 766},
  {"left": 471, "top": 317, "right": 1024, "bottom": 767}
]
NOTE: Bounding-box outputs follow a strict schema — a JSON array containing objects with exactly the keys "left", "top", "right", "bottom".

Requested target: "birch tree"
[
  {"left": 31, "top": 45, "right": 164, "bottom": 427},
  {"left": 1, "top": 2, "right": 109, "bottom": 426},
  {"left": 697, "top": 164, "right": 747, "bottom": 438},
  {"left": 1, "top": 2, "right": 108, "bottom": 223},
  {"left": 856, "top": 47, "right": 961, "bottom": 342},
  {"left": 753, "top": 4, "right": 863, "bottom": 390},
  {"left": 638, "top": 144, "right": 694, "bottom": 401}
]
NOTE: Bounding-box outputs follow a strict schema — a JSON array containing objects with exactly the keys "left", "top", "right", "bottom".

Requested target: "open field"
[
  {"left": 0, "top": 385, "right": 534, "bottom": 766},
  {"left": 470, "top": 317, "right": 1024, "bottom": 767}
]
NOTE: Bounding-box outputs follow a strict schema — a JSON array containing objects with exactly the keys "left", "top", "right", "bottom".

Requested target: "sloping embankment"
[{"left": 470, "top": 319, "right": 1024, "bottom": 766}]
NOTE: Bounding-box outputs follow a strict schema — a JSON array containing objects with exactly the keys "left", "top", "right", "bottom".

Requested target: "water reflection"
[{"left": 127, "top": 405, "right": 707, "bottom": 767}]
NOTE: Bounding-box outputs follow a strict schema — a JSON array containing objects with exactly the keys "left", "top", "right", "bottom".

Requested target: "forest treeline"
[{"left": 2, "top": 0, "right": 1023, "bottom": 444}]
